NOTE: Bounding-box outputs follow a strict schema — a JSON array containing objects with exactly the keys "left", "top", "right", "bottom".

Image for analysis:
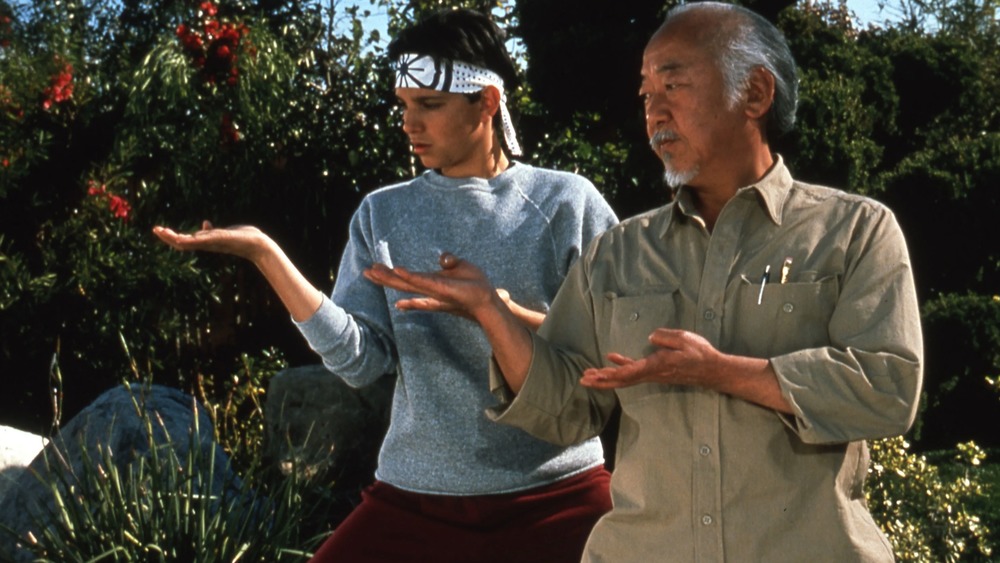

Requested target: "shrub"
[
  {"left": 2, "top": 383, "right": 318, "bottom": 562},
  {"left": 868, "top": 437, "right": 993, "bottom": 562}
]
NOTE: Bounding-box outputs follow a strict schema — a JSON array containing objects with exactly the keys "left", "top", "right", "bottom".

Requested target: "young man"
[
  {"left": 365, "top": 3, "right": 923, "bottom": 561},
  {"left": 154, "top": 8, "right": 617, "bottom": 563}
]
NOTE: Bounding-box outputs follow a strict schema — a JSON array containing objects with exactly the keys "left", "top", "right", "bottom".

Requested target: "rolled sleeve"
[
  {"left": 486, "top": 333, "right": 617, "bottom": 447},
  {"left": 771, "top": 209, "right": 923, "bottom": 443}
]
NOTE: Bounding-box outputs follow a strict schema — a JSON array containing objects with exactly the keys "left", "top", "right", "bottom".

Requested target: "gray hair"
[{"left": 666, "top": 2, "right": 799, "bottom": 139}]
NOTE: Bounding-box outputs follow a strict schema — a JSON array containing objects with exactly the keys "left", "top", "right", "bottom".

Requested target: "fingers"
[
  {"left": 579, "top": 354, "right": 642, "bottom": 388},
  {"left": 151, "top": 226, "right": 186, "bottom": 250},
  {"left": 364, "top": 264, "right": 453, "bottom": 300},
  {"left": 606, "top": 352, "right": 635, "bottom": 366},
  {"left": 363, "top": 265, "right": 423, "bottom": 294},
  {"left": 649, "top": 327, "right": 684, "bottom": 348},
  {"left": 152, "top": 221, "right": 215, "bottom": 248},
  {"left": 395, "top": 297, "right": 449, "bottom": 311},
  {"left": 580, "top": 365, "right": 633, "bottom": 389}
]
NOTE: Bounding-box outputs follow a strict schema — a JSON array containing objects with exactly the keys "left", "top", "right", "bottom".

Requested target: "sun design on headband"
[{"left": 396, "top": 54, "right": 452, "bottom": 90}]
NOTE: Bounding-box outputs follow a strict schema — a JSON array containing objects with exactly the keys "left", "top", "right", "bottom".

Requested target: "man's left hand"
[{"left": 579, "top": 328, "right": 722, "bottom": 389}]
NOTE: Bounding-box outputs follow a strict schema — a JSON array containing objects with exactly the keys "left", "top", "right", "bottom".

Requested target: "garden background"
[{"left": 1, "top": 0, "right": 998, "bottom": 560}]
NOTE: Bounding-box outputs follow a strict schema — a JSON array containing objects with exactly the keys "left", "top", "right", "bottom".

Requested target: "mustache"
[{"left": 649, "top": 130, "right": 680, "bottom": 150}]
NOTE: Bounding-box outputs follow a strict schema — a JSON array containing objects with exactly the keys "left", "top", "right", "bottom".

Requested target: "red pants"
[{"left": 308, "top": 466, "right": 611, "bottom": 563}]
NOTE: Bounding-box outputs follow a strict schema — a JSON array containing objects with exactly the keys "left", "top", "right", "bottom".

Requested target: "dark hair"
[
  {"left": 666, "top": 2, "right": 799, "bottom": 139},
  {"left": 388, "top": 8, "right": 521, "bottom": 150}
]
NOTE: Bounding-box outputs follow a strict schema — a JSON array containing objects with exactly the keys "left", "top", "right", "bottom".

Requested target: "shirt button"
[
  {"left": 783, "top": 303, "right": 794, "bottom": 313},
  {"left": 699, "top": 445, "right": 711, "bottom": 456},
  {"left": 629, "top": 312, "right": 639, "bottom": 321},
  {"left": 702, "top": 514, "right": 713, "bottom": 525},
  {"left": 703, "top": 310, "right": 715, "bottom": 321}
]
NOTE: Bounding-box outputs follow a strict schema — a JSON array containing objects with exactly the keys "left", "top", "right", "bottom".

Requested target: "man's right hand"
[
  {"left": 363, "top": 252, "right": 499, "bottom": 322},
  {"left": 364, "top": 252, "right": 536, "bottom": 391}
]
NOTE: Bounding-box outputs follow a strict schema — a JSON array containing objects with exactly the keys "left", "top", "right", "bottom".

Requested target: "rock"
[
  {"left": 0, "top": 383, "right": 245, "bottom": 562},
  {"left": 0, "top": 426, "right": 48, "bottom": 502},
  {"left": 263, "top": 365, "right": 393, "bottom": 489}
]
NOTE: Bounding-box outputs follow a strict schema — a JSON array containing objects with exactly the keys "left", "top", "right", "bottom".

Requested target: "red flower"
[
  {"left": 86, "top": 182, "right": 131, "bottom": 221},
  {"left": 87, "top": 181, "right": 107, "bottom": 196},
  {"left": 204, "top": 20, "right": 220, "bottom": 40},
  {"left": 42, "top": 62, "right": 74, "bottom": 110},
  {"left": 176, "top": 8, "right": 249, "bottom": 87},
  {"left": 109, "top": 195, "right": 131, "bottom": 219}
]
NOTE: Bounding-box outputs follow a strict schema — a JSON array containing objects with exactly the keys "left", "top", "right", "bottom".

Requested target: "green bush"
[
  {"left": 4, "top": 383, "right": 317, "bottom": 562},
  {"left": 868, "top": 437, "right": 994, "bottom": 562}
]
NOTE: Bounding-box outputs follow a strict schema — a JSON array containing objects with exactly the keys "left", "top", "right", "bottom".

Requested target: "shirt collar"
[
  {"left": 660, "top": 155, "right": 792, "bottom": 238},
  {"left": 744, "top": 155, "right": 793, "bottom": 226}
]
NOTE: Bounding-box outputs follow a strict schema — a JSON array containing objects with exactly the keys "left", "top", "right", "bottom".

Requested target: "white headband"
[{"left": 395, "top": 53, "right": 522, "bottom": 157}]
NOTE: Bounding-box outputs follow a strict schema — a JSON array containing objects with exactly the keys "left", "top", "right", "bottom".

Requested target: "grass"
[{"left": 0, "top": 383, "right": 326, "bottom": 562}]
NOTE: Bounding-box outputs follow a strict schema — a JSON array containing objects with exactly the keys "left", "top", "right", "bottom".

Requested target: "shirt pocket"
[
  {"left": 730, "top": 274, "right": 839, "bottom": 358},
  {"left": 604, "top": 289, "right": 680, "bottom": 362}
]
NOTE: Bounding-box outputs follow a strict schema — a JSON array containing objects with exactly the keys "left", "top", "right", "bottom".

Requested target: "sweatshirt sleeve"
[{"left": 293, "top": 199, "right": 397, "bottom": 388}]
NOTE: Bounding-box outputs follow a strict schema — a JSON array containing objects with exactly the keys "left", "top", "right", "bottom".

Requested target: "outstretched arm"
[
  {"left": 364, "top": 253, "right": 536, "bottom": 392},
  {"left": 152, "top": 221, "right": 324, "bottom": 322}
]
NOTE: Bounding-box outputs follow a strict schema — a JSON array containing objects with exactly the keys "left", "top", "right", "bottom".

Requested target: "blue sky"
[{"left": 844, "top": 0, "right": 893, "bottom": 26}]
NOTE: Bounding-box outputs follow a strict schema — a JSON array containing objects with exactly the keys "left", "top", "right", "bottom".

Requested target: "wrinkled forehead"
[
  {"left": 641, "top": 25, "right": 698, "bottom": 76},
  {"left": 641, "top": 10, "right": 727, "bottom": 76}
]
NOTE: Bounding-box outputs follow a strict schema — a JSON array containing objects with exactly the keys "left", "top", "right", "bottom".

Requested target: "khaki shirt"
[{"left": 488, "top": 159, "right": 923, "bottom": 562}]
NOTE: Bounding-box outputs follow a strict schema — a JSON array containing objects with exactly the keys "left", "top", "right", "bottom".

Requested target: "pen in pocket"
[
  {"left": 757, "top": 264, "right": 770, "bottom": 305},
  {"left": 780, "top": 256, "right": 793, "bottom": 284}
]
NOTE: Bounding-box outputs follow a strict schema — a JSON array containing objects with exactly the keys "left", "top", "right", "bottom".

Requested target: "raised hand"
[
  {"left": 363, "top": 252, "right": 498, "bottom": 321},
  {"left": 152, "top": 220, "right": 323, "bottom": 322},
  {"left": 579, "top": 328, "right": 789, "bottom": 412},
  {"left": 152, "top": 221, "right": 270, "bottom": 263},
  {"left": 365, "top": 251, "right": 538, "bottom": 391},
  {"left": 579, "top": 328, "right": 722, "bottom": 390}
]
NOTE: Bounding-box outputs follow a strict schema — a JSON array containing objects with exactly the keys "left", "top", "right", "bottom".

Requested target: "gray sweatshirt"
[{"left": 295, "top": 162, "right": 618, "bottom": 495}]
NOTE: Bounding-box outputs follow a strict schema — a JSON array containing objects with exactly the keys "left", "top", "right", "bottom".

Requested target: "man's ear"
[
  {"left": 744, "top": 66, "right": 775, "bottom": 120},
  {"left": 480, "top": 85, "right": 502, "bottom": 123}
]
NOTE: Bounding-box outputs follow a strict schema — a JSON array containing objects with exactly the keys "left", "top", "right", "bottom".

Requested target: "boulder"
[
  {"left": 263, "top": 365, "right": 393, "bottom": 490},
  {"left": 0, "top": 426, "right": 48, "bottom": 503},
  {"left": 0, "top": 383, "right": 244, "bottom": 562}
]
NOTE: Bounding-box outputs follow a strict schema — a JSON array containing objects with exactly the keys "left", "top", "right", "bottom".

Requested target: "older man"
[{"left": 366, "top": 2, "right": 923, "bottom": 561}]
